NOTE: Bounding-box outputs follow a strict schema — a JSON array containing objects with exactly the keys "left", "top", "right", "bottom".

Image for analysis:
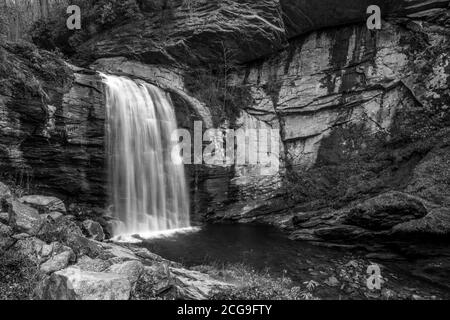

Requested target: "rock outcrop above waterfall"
[
  {"left": 77, "top": 0, "right": 286, "bottom": 66},
  {"left": 24, "top": 0, "right": 450, "bottom": 67}
]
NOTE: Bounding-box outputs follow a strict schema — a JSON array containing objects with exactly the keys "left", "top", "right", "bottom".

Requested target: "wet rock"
[
  {"left": 38, "top": 267, "right": 132, "bottom": 300},
  {"left": 40, "top": 250, "right": 75, "bottom": 274},
  {"left": 19, "top": 195, "right": 66, "bottom": 214},
  {"left": 82, "top": 219, "right": 105, "bottom": 241},
  {"left": 108, "top": 260, "right": 144, "bottom": 287},
  {"left": 344, "top": 192, "right": 428, "bottom": 231},
  {"left": 102, "top": 218, "right": 125, "bottom": 239}
]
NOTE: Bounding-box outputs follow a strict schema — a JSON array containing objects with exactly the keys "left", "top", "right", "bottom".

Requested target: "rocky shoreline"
[
  {"left": 2, "top": 179, "right": 450, "bottom": 300},
  {"left": 0, "top": 181, "right": 232, "bottom": 300}
]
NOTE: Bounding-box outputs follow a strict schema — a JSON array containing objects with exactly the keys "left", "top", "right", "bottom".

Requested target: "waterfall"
[{"left": 102, "top": 74, "right": 190, "bottom": 237}]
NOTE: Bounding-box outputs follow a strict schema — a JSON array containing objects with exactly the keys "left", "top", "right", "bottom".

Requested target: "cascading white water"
[{"left": 102, "top": 74, "right": 190, "bottom": 237}]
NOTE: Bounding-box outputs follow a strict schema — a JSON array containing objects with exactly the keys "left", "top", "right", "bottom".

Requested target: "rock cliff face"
[
  {"left": 78, "top": 0, "right": 286, "bottom": 66},
  {"left": 52, "top": 0, "right": 446, "bottom": 65},
  {"left": 0, "top": 0, "right": 449, "bottom": 240},
  {"left": 211, "top": 8, "right": 450, "bottom": 239},
  {"left": 0, "top": 42, "right": 106, "bottom": 204}
]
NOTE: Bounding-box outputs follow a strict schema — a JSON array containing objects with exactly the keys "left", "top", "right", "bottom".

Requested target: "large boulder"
[
  {"left": 107, "top": 260, "right": 144, "bottom": 287},
  {"left": 74, "top": 255, "right": 111, "bottom": 273},
  {"left": 137, "top": 264, "right": 233, "bottom": 300},
  {"left": 343, "top": 192, "right": 428, "bottom": 231},
  {"left": 169, "top": 267, "right": 234, "bottom": 300},
  {"left": 82, "top": 219, "right": 105, "bottom": 241},
  {"left": 19, "top": 195, "right": 66, "bottom": 214},
  {"left": 40, "top": 250, "right": 75, "bottom": 274},
  {"left": 37, "top": 216, "right": 105, "bottom": 258},
  {"left": 6, "top": 199, "right": 44, "bottom": 234},
  {"left": 38, "top": 267, "right": 132, "bottom": 300},
  {"left": 11, "top": 236, "right": 47, "bottom": 264},
  {"left": 37, "top": 216, "right": 83, "bottom": 241}
]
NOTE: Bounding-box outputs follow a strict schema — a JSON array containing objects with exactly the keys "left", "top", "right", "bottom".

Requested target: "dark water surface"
[{"left": 141, "top": 223, "right": 450, "bottom": 299}]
